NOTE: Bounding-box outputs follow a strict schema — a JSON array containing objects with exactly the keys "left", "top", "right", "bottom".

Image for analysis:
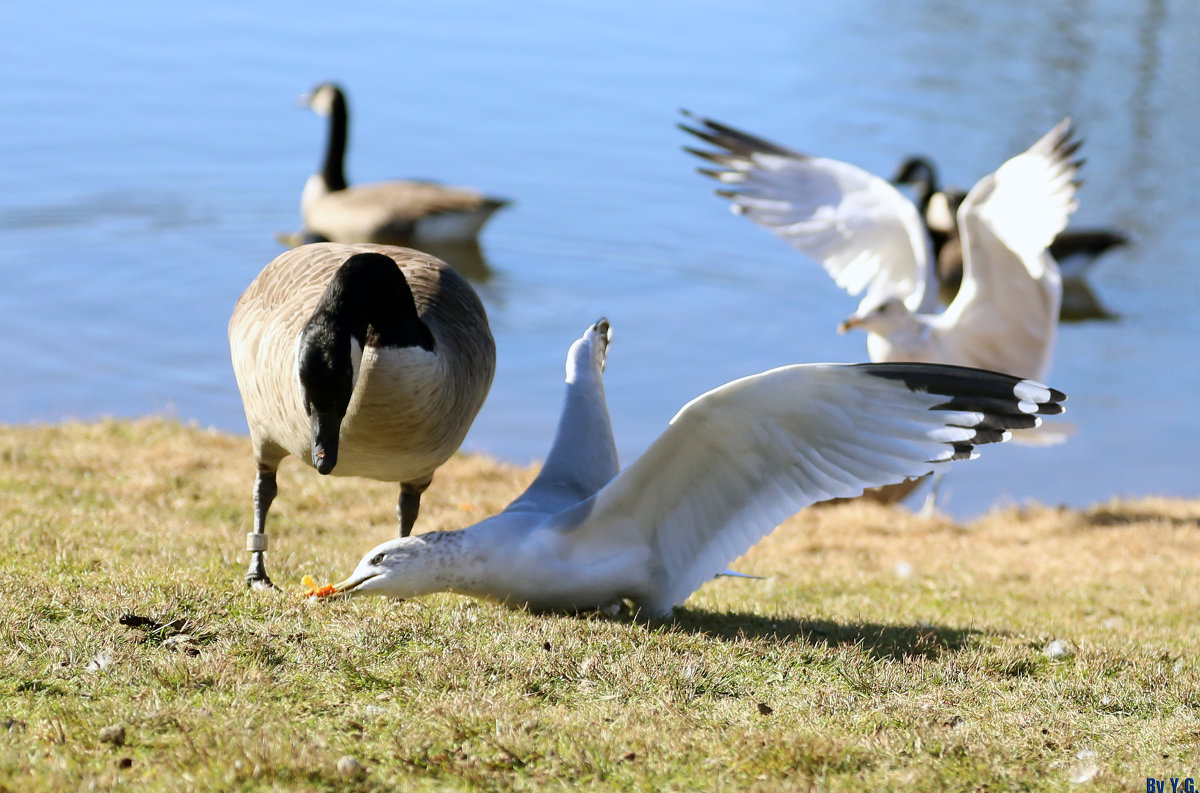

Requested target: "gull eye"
[{"left": 370, "top": 552, "right": 386, "bottom": 566}]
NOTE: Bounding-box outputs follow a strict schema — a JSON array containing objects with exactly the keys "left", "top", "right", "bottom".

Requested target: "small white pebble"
[
  {"left": 86, "top": 652, "right": 113, "bottom": 673},
  {"left": 336, "top": 755, "right": 364, "bottom": 777},
  {"left": 98, "top": 725, "right": 125, "bottom": 746},
  {"left": 1044, "top": 639, "right": 1074, "bottom": 659},
  {"left": 162, "top": 634, "right": 199, "bottom": 655},
  {"left": 1069, "top": 749, "right": 1098, "bottom": 784}
]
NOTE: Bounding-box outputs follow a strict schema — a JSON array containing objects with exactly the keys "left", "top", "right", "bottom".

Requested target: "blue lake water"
[{"left": 1, "top": 0, "right": 1197, "bottom": 518}]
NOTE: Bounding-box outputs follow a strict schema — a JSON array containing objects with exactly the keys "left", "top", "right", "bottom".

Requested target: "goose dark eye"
[{"left": 370, "top": 553, "right": 386, "bottom": 566}]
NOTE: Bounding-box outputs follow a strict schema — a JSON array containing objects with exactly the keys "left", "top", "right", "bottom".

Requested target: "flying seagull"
[
  {"left": 680, "top": 112, "right": 1079, "bottom": 384},
  {"left": 891, "top": 154, "right": 1128, "bottom": 318}
]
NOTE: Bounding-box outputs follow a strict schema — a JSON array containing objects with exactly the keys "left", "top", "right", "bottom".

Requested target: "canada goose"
[
  {"left": 681, "top": 112, "right": 1077, "bottom": 385},
  {"left": 891, "top": 155, "right": 1129, "bottom": 310},
  {"left": 228, "top": 242, "right": 496, "bottom": 588},
  {"left": 325, "top": 319, "right": 1066, "bottom": 616},
  {"left": 300, "top": 83, "right": 509, "bottom": 247}
]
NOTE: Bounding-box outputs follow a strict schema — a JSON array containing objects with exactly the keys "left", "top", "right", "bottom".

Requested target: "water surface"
[{"left": 2, "top": 0, "right": 1197, "bottom": 517}]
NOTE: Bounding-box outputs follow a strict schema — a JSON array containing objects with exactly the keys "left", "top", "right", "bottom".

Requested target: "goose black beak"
[{"left": 310, "top": 411, "right": 342, "bottom": 474}]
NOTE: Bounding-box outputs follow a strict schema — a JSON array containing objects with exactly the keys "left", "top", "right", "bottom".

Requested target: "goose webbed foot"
[{"left": 244, "top": 552, "right": 277, "bottom": 590}]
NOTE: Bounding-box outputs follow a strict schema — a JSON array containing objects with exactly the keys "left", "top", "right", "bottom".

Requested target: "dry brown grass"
[{"left": 1, "top": 418, "right": 1197, "bottom": 792}]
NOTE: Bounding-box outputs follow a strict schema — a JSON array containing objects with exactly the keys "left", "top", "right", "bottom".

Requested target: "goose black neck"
[
  {"left": 893, "top": 156, "right": 939, "bottom": 213},
  {"left": 310, "top": 253, "right": 435, "bottom": 352},
  {"left": 320, "top": 89, "right": 349, "bottom": 192}
]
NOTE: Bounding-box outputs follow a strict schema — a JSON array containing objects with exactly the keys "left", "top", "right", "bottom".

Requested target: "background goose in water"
[
  {"left": 228, "top": 243, "right": 496, "bottom": 588},
  {"left": 299, "top": 83, "right": 509, "bottom": 248},
  {"left": 326, "top": 319, "right": 1067, "bottom": 617},
  {"left": 891, "top": 155, "right": 1128, "bottom": 319},
  {"left": 680, "top": 112, "right": 1076, "bottom": 386}
]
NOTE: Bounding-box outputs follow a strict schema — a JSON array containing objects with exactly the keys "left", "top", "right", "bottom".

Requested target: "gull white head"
[
  {"left": 332, "top": 535, "right": 445, "bottom": 600},
  {"left": 838, "top": 296, "right": 916, "bottom": 336}
]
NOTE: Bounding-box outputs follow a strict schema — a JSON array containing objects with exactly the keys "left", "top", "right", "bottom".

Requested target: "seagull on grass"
[{"left": 327, "top": 318, "right": 1066, "bottom": 617}]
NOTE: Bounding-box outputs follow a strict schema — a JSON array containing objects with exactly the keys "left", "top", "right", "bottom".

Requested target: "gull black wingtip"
[
  {"left": 855, "top": 363, "right": 1068, "bottom": 423},
  {"left": 679, "top": 124, "right": 730, "bottom": 152},
  {"left": 682, "top": 145, "right": 726, "bottom": 166},
  {"left": 1032, "top": 400, "right": 1066, "bottom": 416},
  {"left": 1062, "top": 138, "right": 1084, "bottom": 160}
]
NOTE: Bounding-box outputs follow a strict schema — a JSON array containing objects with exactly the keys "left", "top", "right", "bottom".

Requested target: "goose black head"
[
  {"left": 891, "top": 155, "right": 939, "bottom": 189},
  {"left": 297, "top": 314, "right": 355, "bottom": 475}
]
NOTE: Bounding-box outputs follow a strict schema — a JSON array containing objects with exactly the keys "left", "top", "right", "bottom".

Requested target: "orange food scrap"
[
  {"left": 301, "top": 574, "right": 337, "bottom": 598},
  {"left": 457, "top": 502, "right": 476, "bottom": 512}
]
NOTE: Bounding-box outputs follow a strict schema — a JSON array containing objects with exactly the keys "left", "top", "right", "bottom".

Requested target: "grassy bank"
[{"left": 0, "top": 418, "right": 1197, "bottom": 791}]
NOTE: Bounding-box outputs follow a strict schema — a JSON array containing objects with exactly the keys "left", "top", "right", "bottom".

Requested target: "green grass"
[{"left": 0, "top": 418, "right": 1197, "bottom": 791}]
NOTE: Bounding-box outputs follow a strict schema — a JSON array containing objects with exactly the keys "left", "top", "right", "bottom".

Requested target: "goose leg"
[
  {"left": 245, "top": 466, "right": 278, "bottom": 589},
  {"left": 397, "top": 479, "right": 431, "bottom": 537}
]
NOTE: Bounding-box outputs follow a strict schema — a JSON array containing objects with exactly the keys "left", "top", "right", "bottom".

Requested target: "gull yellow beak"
[
  {"left": 837, "top": 315, "right": 863, "bottom": 334},
  {"left": 330, "top": 572, "right": 379, "bottom": 597}
]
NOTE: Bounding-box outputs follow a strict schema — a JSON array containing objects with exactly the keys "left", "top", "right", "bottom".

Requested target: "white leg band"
[{"left": 246, "top": 533, "right": 268, "bottom": 552}]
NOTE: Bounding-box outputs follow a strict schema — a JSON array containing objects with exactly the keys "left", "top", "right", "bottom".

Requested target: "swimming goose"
[
  {"left": 228, "top": 242, "right": 496, "bottom": 588},
  {"left": 891, "top": 155, "right": 1129, "bottom": 309},
  {"left": 681, "top": 112, "right": 1078, "bottom": 384},
  {"left": 327, "top": 318, "right": 1066, "bottom": 616},
  {"left": 300, "top": 83, "right": 509, "bottom": 247}
]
